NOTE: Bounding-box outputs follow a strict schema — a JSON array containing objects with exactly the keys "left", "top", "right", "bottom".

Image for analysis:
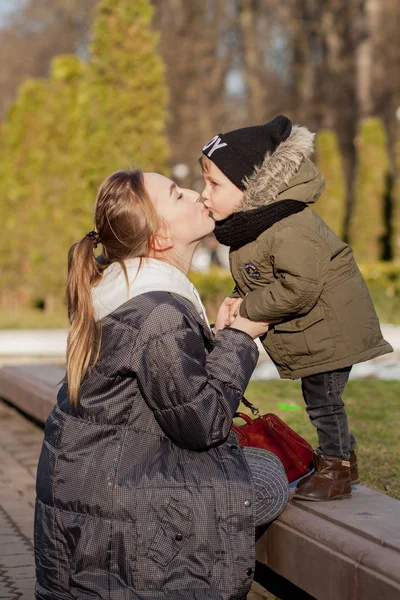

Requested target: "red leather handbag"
[{"left": 232, "top": 402, "right": 314, "bottom": 483}]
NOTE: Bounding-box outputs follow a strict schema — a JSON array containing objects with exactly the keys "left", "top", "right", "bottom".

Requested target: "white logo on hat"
[{"left": 203, "top": 135, "right": 227, "bottom": 157}]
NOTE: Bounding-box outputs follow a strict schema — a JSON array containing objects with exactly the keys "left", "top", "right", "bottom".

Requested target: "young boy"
[{"left": 201, "top": 115, "right": 393, "bottom": 501}]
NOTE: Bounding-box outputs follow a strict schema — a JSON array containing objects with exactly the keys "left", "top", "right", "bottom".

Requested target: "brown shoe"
[
  {"left": 293, "top": 453, "right": 352, "bottom": 501},
  {"left": 297, "top": 449, "right": 360, "bottom": 489},
  {"left": 350, "top": 450, "right": 360, "bottom": 484}
]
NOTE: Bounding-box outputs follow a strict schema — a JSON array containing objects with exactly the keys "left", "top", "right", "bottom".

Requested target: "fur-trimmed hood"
[{"left": 240, "top": 125, "right": 325, "bottom": 210}]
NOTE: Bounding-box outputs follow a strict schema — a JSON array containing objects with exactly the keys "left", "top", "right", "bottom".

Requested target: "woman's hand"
[
  {"left": 230, "top": 313, "right": 270, "bottom": 339},
  {"left": 227, "top": 298, "right": 242, "bottom": 325},
  {"left": 215, "top": 297, "right": 271, "bottom": 338},
  {"left": 214, "top": 297, "right": 240, "bottom": 333}
]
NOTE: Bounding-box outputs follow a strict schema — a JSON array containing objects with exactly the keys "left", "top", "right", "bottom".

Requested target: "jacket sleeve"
[
  {"left": 240, "top": 225, "right": 331, "bottom": 321},
  {"left": 230, "top": 285, "right": 241, "bottom": 299},
  {"left": 134, "top": 304, "right": 259, "bottom": 451}
]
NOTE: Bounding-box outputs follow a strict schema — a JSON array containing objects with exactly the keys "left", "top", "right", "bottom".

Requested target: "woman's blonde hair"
[{"left": 66, "top": 169, "right": 158, "bottom": 405}]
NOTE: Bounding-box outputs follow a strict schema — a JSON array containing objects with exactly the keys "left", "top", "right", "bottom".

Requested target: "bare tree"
[
  {"left": 373, "top": 0, "right": 400, "bottom": 131},
  {"left": 153, "top": 0, "right": 235, "bottom": 187},
  {"left": 0, "top": 0, "right": 97, "bottom": 119},
  {"left": 354, "top": 0, "right": 381, "bottom": 119},
  {"left": 237, "top": 0, "right": 265, "bottom": 123}
]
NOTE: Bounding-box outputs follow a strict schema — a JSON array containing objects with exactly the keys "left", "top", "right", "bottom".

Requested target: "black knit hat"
[{"left": 202, "top": 115, "right": 292, "bottom": 190}]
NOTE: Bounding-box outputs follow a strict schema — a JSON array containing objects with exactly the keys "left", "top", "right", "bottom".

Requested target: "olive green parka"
[{"left": 229, "top": 126, "right": 392, "bottom": 379}]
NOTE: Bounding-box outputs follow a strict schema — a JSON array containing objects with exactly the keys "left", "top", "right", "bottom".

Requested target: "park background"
[{"left": 0, "top": 0, "right": 399, "bottom": 500}]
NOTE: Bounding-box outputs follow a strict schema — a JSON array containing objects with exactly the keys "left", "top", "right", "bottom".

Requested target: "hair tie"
[{"left": 86, "top": 230, "right": 102, "bottom": 249}]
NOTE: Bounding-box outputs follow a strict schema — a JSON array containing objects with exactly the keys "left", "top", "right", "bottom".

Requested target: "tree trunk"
[
  {"left": 238, "top": 0, "right": 265, "bottom": 123},
  {"left": 354, "top": 0, "right": 380, "bottom": 119}
]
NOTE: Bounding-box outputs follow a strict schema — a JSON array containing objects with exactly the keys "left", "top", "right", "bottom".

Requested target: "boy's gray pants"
[{"left": 301, "top": 366, "right": 356, "bottom": 460}]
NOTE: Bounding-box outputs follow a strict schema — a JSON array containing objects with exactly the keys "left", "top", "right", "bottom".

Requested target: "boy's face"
[{"left": 201, "top": 160, "right": 244, "bottom": 221}]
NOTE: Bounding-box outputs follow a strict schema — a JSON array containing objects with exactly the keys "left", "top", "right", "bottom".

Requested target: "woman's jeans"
[
  {"left": 242, "top": 447, "right": 289, "bottom": 527},
  {"left": 301, "top": 366, "right": 356, "bottom": 460}
]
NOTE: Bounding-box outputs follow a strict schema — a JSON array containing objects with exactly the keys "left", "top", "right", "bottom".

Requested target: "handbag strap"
[
  {"left": 233, "top": 412, "right": 254, "bottom": 425},
  {"left": 241, "top": 396, "right": 259, "bottom": 416}
]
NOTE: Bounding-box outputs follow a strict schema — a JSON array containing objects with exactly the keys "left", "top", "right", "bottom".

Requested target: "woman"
[{"left": 34, "top": 169, "right": 289, "bottom": 600}]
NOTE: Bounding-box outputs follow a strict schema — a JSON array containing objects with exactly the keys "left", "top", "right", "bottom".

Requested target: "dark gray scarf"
[{"left": 214, "top": 200, "right": 306, "bottom": 249}]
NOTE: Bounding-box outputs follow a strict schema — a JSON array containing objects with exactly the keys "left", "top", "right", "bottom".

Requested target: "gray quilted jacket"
[{"left": 34, "top": 292, "right": 259, "bottom": 600}]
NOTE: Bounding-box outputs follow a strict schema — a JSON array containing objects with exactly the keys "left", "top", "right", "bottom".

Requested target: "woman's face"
[{"left": 144, "top": 173, "right": 215, "bottom": 249}]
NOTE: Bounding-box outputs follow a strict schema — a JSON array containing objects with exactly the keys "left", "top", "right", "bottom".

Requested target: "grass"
[
  {"left": 0, "top": 309, "right": 68, "bottom": 329},
  {"left": 369, "top": 287, "right": 400, "bottom": 325},
  {"left": 239, "top": 380, "right": 400, "bottom": 500}
]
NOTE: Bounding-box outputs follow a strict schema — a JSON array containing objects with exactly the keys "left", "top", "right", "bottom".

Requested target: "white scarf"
[{"left": 92, "top": 257, "right": 210, "bottom": 328}]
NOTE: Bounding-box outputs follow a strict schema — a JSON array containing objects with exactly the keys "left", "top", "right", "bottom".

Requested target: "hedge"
[{"left": 349, "top": 118, "right": 389, "bottom": 262}]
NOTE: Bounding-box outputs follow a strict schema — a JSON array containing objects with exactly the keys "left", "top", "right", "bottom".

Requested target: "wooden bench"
[
  {"left": 0, "top": 364, "right": 399, "bottom": 600},
  {"left": 0, "top": 364, "right": 64, "bottom": 423},
  {"left": 256, "top": 487, "right": 400, "bottom": 599}
]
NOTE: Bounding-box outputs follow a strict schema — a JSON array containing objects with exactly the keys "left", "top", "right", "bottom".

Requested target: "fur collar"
[{"left": 241, "top": 125, "right": 315, "bottom": 209}]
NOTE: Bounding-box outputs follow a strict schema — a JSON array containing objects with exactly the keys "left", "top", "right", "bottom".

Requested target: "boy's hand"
[{"left": 215, "top": 297, "right": 241, "bottom": 333}]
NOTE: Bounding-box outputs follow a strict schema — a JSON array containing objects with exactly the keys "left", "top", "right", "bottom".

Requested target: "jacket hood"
[
  {"left": 240, "top": 125, "right": 325, "bottom": 209},
  {"left": 92, "top": 257, "right": 209, "bottom": 325}
]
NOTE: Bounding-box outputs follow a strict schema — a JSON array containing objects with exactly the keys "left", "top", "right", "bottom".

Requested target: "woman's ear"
[{"left": 150, "top": 233, "right": 174, "bottom": 252}]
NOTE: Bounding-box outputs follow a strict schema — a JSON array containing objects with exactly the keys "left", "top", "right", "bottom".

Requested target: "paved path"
[
  {"left": 0, "top": 330, "right": 67, "bottom": 358},
  {"left": 0, "top": 400, "right": 43, "bottom": 599},
  {"left": 0, "top": 400, "right": 275, "bottom": 599}
]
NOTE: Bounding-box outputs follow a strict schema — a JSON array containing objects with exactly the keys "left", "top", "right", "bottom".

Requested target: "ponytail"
[
  {"left": 64, "top": 168, "right": 158, "bottom": 405},
  {"left": 66, "top": 235, "right": 103, "bottom": 405}
]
